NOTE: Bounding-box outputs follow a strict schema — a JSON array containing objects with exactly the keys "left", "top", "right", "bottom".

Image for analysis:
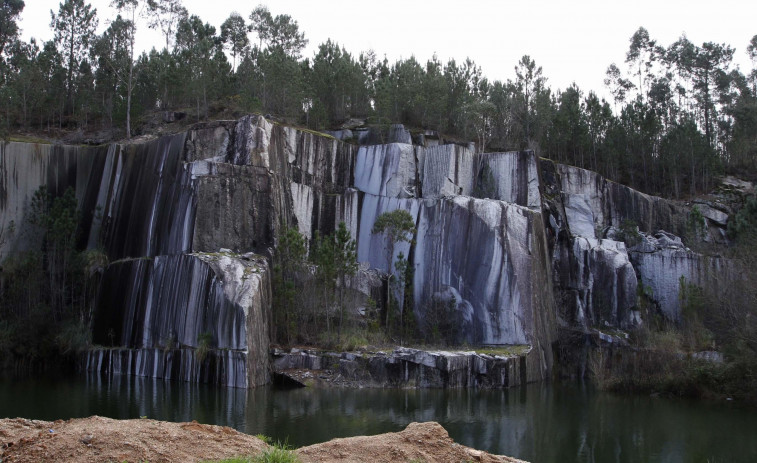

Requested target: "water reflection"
[{"left": 1, "top": 374, "right": 755, "bottom": 462}]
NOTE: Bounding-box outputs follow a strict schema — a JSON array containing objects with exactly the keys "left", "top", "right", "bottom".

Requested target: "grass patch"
[
  {"left": 203, "top": 442, "right": 301, "bottom": 463},
  {"left": 252, "top": 445, "right": 301, "bottom": 463},
  {"left": 196, "top": 332, "right": 213, "bottom": 363},
  {"left": 255, "top": 434, "right": 273, "bottom": 444},
  {"left": 7, "top": 135, "right": 52, "bottom": 144},
  {"left": 203, "top": 457, "right": 253, "bottom": 463},
  {"left": 475, "top": 345, "right": 531, "bottom": 357},
  {"left": 297, "top": 127, "right": 336, "bottom": 140},
  {"left": 270, "top": 120, "right": 336, "bottom": 140}
]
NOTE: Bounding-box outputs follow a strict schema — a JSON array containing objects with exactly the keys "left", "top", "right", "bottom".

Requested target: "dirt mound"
[
  {"left": 0, "top": 417, "right": 526, "bottom": 463},
  {"left": 297, "top": 421, "right": 525, "bottom": 463},
  {"left": 0, "top": 416, "right": 267, "bottom": 463}
]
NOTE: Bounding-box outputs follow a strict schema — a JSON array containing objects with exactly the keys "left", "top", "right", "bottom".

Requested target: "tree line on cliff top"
[{"left": 1, "top": 0, "right": 757, "bottom": 198}]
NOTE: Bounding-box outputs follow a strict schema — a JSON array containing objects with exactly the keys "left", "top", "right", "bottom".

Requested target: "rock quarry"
[{"left": 0, "top": 116, "right": 733, "bottom": 388}]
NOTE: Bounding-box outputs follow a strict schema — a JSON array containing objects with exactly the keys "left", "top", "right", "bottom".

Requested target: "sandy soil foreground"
[{"left": 0, "top": 416, "right": 526, "bottom": 463}]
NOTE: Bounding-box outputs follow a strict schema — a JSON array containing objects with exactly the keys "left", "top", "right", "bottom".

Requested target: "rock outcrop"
[
  {"left": 272, "top": 347, "right": 536, "bottom": 389},
  {"left": 629, "top": 232, "right": 731, "bottom": 320},
  {"left": 0, "top": 116, "right": 737, "bottom": 388},
  {"left": 540, "top": 159, "right": 731, "bottom": 326},
  {"left": 88, "top": 253, "right": 270, "bottom": 387}
]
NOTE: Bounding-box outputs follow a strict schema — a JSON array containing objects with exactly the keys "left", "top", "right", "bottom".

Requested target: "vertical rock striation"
[
  {"left": 98, "top": 134, "right": 196, "bottom": 260},
  {"left": 1, "top": 117, "right": 738, "bottom": 388},
  {"left": 629, "top": 233, "right": 731, "bottom": 321},
  {"left": 90, "top": 253, "right": 271, "bottom": 387}
]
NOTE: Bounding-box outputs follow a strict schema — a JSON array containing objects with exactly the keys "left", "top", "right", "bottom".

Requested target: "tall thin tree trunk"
[
  {"left": 125, "top": 10, "right": 136, "bottom": 140},
  {"left": 203, "top": 85, "right": 207, "bottom": 120},
  {"left": 126, "top": 67, "right": 132, "bottom": 139},
  {"left": 338, "top": 275, "right": 344, "bottom": 343}
]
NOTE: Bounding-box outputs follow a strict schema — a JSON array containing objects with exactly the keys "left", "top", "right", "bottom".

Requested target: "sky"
[{"left": 17, "top": 0, "right": 757, "bottom": 100}]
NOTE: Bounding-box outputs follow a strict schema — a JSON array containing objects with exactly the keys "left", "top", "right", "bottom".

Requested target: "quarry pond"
[{"left": 1, "top": 374, "right": 756, "bottom": 463}]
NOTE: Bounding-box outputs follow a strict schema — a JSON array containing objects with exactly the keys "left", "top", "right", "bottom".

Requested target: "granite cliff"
[{"left": 0, "top": 116, "right": 733, "bottom": 387}]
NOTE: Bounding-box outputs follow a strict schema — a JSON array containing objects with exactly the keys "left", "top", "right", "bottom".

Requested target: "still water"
[{"left": 1, "top": 373, "right": 755, "bottom": 462}]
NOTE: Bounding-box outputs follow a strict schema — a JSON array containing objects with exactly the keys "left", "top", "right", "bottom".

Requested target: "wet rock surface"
[
  {"left": 272, "top": 346, "right": 534, "bottom": 389},
  {"left": 89, "top": 253, "right": 271, "bottom": 387},
  {"left": 629, "top": 232, "right": 731, "bottom": 321},
  {"left": 1, "top": 116, "right": 740, "bottom": 389}
]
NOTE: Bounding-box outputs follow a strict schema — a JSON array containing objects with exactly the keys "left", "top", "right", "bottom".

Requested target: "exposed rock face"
[
  {"left": 1, "top": 118, "right": 738, "bottom": 388},
  {"left": 356, "top": 123, "right": 413, "bottom": 145},
  {"left": 348, "top": 140, "right": 557, "bottom": 380},
  {"left": 0, "top": 142, "right": 107, "bottom": 261},
  {"left": 354, "top": 143, "right": 417, "bottom": 198},
  {"left": 272, "top": 347, "right": 536, "bottom": 389},
  {"left": 477, "top": 151, "right": 541, "bottom": 208},
  {"left": 540, "top": 161, "right": 640, "bottom": 329},
  {"left": 563, "top": 238, "right": 638, "bottom": 328},
  {"left": 84, "top": 347, "right": 251, "bottom": 387},
  {"left": 188, "top": 115, "right": 357, "bottom": 252},
  {"left": 90, "top": 253, "right": 271, "bottom": 387},
  {"left": 552, "top": 162, "right": 711, "bottom": 240},
  {"left": 414, "top": 196, "right": 556, "bottom": 353},
  {"left": 1, "top": 125, "right": 276, "bottom": 388},
  {"left": 0, "top": 136, "right": 195, "bottom": 262},
  {"left": 538, "top": 158, "right": 735, "bottom": 328},
  {"left": 420, "top": 144, "right": 475, "bottom": 198},
  {"left": 356, "top": 193, "right": 420, "bottom": 274},
  {"left": 629, "top": 232, "right": 730, "bottom": 321},
  {"left": 99, "top": 135, "right": 196, "bottom": 259},
  {"left": 191, "top": 162, "right": 278, "bottom": 253}
]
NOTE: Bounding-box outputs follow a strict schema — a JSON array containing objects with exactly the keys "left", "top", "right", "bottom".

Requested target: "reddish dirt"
[
  {"left": 0, "top": 417, "right": 526, "bottom": 463},
  {"left": 297, "top": 421, "right": 525, "bottom": 463},
  {"left": 0, "top": 416, "right": 267, "bottom": 463}
]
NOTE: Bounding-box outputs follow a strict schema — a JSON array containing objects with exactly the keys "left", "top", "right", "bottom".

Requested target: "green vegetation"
[
  {"left": 590, "top": 344, "right": 757, "bottom": 402},
  {"left": 271, "top": 223, "right": 367, "bottom": 348},
  {"left": 614, "top": 219, "right": 641, "bottom": 247},
  {"left": 1, "top": 2, "right": 756, "bottom": 199},
  {"left": 686, "top": 206, "right": 707, "bottom": 242},
  {"left": 0, "top": 186, "right": 103, "bottom": 370},
  {"left": 728, "top": 195, "right": 757, "bottom": 242},
  {"left": 421, "top": 295, "right": 464, "bottom": 346},
  {"left": 6, "top": 135, "right": 52, "bottom": 144},
  {"left": 2, "top": 0, "right": 757, "bottom": 401},
  {"left": 271, "top": 226, "right": 307, "bottom": 345},
  {"left": 203, "top": 442, "right": 301, "bottom": 463},
  {"left": 196, "top": 331, "right": 213, "bottom": 363},
  {"left": 254, "top": 434, "right": 273, "bottom": 444},
  {"left": 371, "top": 210, "right": 416, "bottom": 343},
  {"left": 311, "top": 222, "right": 358, "bottom": 343},
  {"left": 586, "top": 266, "right": 757, "bottom": 402},
  {"left": 475, "top": 345, "right": 531, "bottom": 357},
  {"left": 250, "top": 445, "right": 301, "bottom": 463},
  {"left": 268, "top": 217, "right": 436, "bottom": 349}
]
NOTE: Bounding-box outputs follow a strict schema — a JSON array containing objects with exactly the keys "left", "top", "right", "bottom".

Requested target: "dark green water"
[{"left": 1, "top": 373, "right": 755, "bottom": 463}]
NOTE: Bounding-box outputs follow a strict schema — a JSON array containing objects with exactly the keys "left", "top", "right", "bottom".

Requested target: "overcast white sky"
[{"left": 18, "top": 0, "right": 757, "bottom": 100}]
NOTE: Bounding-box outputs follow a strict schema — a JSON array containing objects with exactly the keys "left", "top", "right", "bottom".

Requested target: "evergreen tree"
[
  {"left": 220, "top": 12, "right": 247, "bottom": 71},
  {"left": 0, "top": 0, "right": 24, "bottom": 59},
  {"left": 50, "top": 0, "right": 98, "bottom": 121},
  {"left": 371, "top": 210, "right": 415, "bottom": 333},
  {"left": 146, "top": 0, "right": 185, "bottom": 51}
]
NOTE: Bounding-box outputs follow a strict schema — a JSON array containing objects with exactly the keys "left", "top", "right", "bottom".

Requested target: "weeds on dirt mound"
[
  {"left": 204, "top": 441, "right": 301, "bottom": 463},
  {"left": 252, "top": 444, "right": 301, "bottom": 463}
]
